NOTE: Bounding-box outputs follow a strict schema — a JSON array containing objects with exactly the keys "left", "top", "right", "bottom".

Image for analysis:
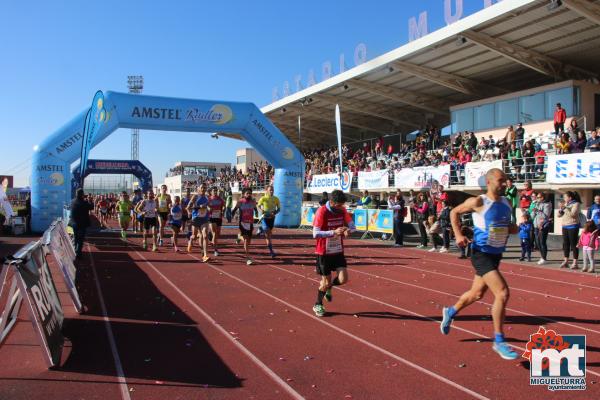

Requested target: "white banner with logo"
[
  {"left": 547, "top": 153, "right": 600, "bottom": 184},
  {"left": 465, "top": 160, "right": 503, "bottom": 187},
  {"left": 358, "top": 170, "right": 390, "bottom": 190},
  {"left": 306, "top": 172, "right": 353, "bottom": 193},
  {"left": 394, "top": 165, "right": 450, "bottom": 189}
]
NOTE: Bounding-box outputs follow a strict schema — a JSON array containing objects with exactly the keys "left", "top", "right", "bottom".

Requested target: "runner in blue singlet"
[{"left": 440, "top": 168, "right": 519, "bottom": 360}]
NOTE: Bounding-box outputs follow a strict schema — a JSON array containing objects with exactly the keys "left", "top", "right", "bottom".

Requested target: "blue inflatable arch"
[{"left": 31, "top": 91, "right": 305, "bottom": 232}]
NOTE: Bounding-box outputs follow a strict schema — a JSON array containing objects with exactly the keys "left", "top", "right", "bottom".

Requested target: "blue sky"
[{"left": 0, "top": 0, "right": 492, "bottom": 186}]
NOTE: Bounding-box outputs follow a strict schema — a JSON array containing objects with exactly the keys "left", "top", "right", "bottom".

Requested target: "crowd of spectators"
[{"left": 177, "top": 161, "right": 274, "bottom": 192}]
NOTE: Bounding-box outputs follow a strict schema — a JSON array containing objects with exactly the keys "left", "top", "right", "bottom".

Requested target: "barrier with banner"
[
  {"left": 353, "top": 208, "right": 368, "bottom": 231},
  {"left": 0, "top": 266, "right": 23, "bottom": 346},
  {"left": 394, "top": 165, "right": 450, "bottom": 189},
  {"left": 3, "top": 241, "right": 65, "bottom": 367},
  {"left": 43, "top": 221, "right": 82, "bottom": 313},
  {"left": 306, "top": 172, "right": 353, "bottom": 193},
  {"left": 300, "top": 206, "right": 318, "bottom": 226},
  {"left": 547, "top": 152, "right": 600, "bottom": 184},
  {"left": 358, "top": 170, "right": 390, "bottom": 190},
  {"left": 465, "top": 160, "right": 503, "bottom": 187},
  {"left": 367, "top": 209, "right": 393, "bottom": 234}
]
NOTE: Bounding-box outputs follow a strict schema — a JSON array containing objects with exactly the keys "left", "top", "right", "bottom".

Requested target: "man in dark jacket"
[
  {"left": 318, "top": 192, "right": 329, "bottom": 206},
  {"left": 69, "top": 188, "right": 93, "bottom": 258}
]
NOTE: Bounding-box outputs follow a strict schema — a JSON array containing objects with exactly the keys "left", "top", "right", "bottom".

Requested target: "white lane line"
[
  {"left": 133, "top": 250, "right": 304, "bottom": 400},
  {"left": 86, "top": 244, "right": 131, "bottom": 400},
  {"left": 183, "top": 253, "right": 490, "bottom": 400}
]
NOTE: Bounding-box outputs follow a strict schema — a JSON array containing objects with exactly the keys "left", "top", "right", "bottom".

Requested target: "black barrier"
[
  {"left": 7, "top": 241, "right": 65, "bottom": 367},
  {"left": 0, "top": 265, "right": 23, "bottom": 345},
  {"left": 43, "top": 222, "right": 82, "bottom": 313}
]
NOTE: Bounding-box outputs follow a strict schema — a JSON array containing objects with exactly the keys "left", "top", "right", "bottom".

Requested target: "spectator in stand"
[
  {"left": 388, "top": 190, "right": 406, "bottom": 247},
  {"left": 574, "top": 131, "right": 587, "bottom": 153},
  {"left": 504, "top": 125, "right": 516, "bottom": 145},
  {"left": 587, "top": 195, "right": 600, "bottom": 225},
  {"left": 522, "top": 140, "right": 535, "bottom": 180},
  {"left": 318, "top": 191, "right": 329, "bottom": 206},
  {"left": 357, "top": 190, "right": 373, "bottom": 208},
  {"left": 515, "top": 123, "right": 525, "bottom": 147},
  {"left": 467, "top": 132, "right": 477, "bottom": 150},
  {"left": 413, "top": 192, "right": 430, "bottom": 248},
  {"left": 554, "top": 103, "right": 567, "bottom": 137},
  {"left": 505, "top": 178, "right": 518, "bottom": 223},
  {"left": 558, "top": 191, "right": 581, "bottom": 269},
  {"left": 568, "top": 118, "right": 579, "bottom": 142},
  {"left": 587, "top": 128, "right": 600, "bottom": 152},
  {"left": 508, "top": 141, "right": 522, "bottom": 178},
  {"left": 532, "top": 192, "right": 552, "bottom": 265},
  {"left": 555, "top": 132, "right": 572, "bottom": 154},
  {"left": 534, "top": 143, "right": 546, "bottom": 178},
  {"left": 488, "top": 135, "right": 496, "bottom": 149},
  {"left": 69, "top": 188, "right": 94, "bottom": 259}
]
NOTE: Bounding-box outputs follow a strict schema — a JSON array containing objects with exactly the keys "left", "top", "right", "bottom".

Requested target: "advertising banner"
[
  {"left": 44, "top": 224, "right": 82, "bottom": 313},
  {"left": 358, "top": 170, "right": 390, "bottom": 190},
  {"left": 394, "top": 165, "right": 450, "bottom": 189},
  {"left": 300, "top": 206, "right": 318, "bottom": 226},
  {"left": 80, "top": 91, "right": 106, "bottom": 185},
  {"left": 547, "top": 153, "right": 600, "bottom": 184},
  {"left": 367, "top": 209, "right": 393, "bottom": 234},
  {"left": 12, "top": 241, "right": 64, "bottom": 367},
  {"left": 0, "top": 266, "right": 23, "bottom": 345},
  {"left": 353, "top": 208, "right": 368, "bottom": 231},
  {"left": 465, "top": 160, "right": 503, "bottom": 187},
  {"left": 306, "top": 172, "right": 353, "bottom": 194}
]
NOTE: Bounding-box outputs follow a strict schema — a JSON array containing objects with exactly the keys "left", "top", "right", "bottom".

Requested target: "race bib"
[
  {"left": 172, "top": 212, "right": 182, "bottom": 221},
  {"left": 241, "top": 222, "right": 252, "bottom": 231},
  {"left": 487, "top": 225, "right": 509, "bottom": 247},
  {"left": 198, "top": 208, "right": 207, "bottom": 218},
  {"left": 159, "top": 199, "right": 167, "bottom": 208},
  {"left": 211, "top": 210, "right": 221, "bottom": 219},
  {"left": 326, "top": 236, "right": 343, "bottom": 254}
]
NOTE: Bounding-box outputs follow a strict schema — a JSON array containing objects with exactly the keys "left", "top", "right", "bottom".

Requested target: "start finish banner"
[
  {"left": 394, "top": 165, "right": 450, "bottom": 190},
  {"left": 547, "top": 153, "right": 600, "bottom": 184}
]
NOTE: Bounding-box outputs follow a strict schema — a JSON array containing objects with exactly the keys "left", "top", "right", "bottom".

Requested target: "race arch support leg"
[
  {"left": 273, "top": 167, "right": 304, "bottom": 228},
  {"left": 31, "top": 153, "right": 71, "bottom": 233}
]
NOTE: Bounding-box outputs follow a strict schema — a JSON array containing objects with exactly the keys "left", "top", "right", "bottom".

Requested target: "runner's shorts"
[
  {"left": 143, "top": 217, "right": 158, "bottom": 230},
  {"left": 158, "top": 211, "right": 169, "bottom": 221},
  {"left": 315, "top": 254, "right": 347, "bottom": 276},
  {"left": 170, "top": 220, "right": 182, "bottom": 229},
  {"left": 261, "top": 217, "right": 275, "bottom": 231},
  {"left": 192, "top": 217, "right": 209, "bottom": 228},
  {"left": 210, "top": 218, "right": 223, "bottom": 227},
  {"left": 239, "top": 221, "right": 253, "bottom": 237},
  {"left": 471, "top": 249, "right": 502, "bottom": 277}
]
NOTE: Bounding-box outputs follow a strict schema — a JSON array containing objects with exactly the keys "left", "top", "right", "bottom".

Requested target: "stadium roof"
[{"left": 256, "top": 0, "right": 600, "bottom": 149}]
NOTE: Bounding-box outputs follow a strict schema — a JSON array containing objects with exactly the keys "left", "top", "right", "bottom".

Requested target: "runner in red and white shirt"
[
  {"left": 312, "top": 189, "right": 356, "bottom": 317},
  {"left": 232, "top": 187, "right": 258, "bottom": 265},
  {"left": 208, "top": 187, "right": 225, "bottom": 257}
]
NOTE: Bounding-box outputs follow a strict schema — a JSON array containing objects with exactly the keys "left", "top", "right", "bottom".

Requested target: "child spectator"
[
  {"left": 578, "top": 221, "right": 599, "bottom": 273},
  {"left": 424, "top": 215, "right": 442, "bottom": 252},
  {"left": 519, "top": 214, "right": 533, "bottom": 262},
  {"left": 438, "top": 200, "right": 451, "bottom": 253}
]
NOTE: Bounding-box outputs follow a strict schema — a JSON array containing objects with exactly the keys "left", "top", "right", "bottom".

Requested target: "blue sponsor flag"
[{"left": 79, "top": 91, "right": 105, "bottom": 186}]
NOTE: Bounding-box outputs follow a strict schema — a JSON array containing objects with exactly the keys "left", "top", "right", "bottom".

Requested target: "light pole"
[{"left": 127, "top": 75, "right": 143, "bottom": 190}]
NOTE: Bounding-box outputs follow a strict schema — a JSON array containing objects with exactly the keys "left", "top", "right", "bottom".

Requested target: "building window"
[{"left": 237, "top": 155, "right": 246, "bottom": 164}]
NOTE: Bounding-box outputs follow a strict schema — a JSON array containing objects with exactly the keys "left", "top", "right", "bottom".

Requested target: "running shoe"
[
  {"left": 235, "top": 236, "right": 241, "bottom": 245},
  {"left": 324, "top": 288, "right": 332, "bottom": 302},
  {"left": 270, "top": 251, "right": 276, "bottom": 259},
  {"left": 312, "top": 304, "right": 325, "bottom": 317},
  {"left": 439, "top": 248, "right": 448, "bottom": 253},
  {"left": 246, "top": 258, "right": 253, "bottom": 266},
  {"left": 428, "top": 247, "right": 437, "bottom": 252},
  {"left": 202, "top": 255, "right": 210, "bottom": 263},
  {"left": 142, "top": 241, "right": 147, "bottom": 250},
  {"left": 492, "top": 341, "right": 518, "bottom": 360},
  {"left": 159, "top": 239, "right": 163, "bottom": 247},
  {"left": 440, "top": 307, "right": 453, "bottom": 335},
  {"left": 152, "top": 244, "right": 157, "bottom": 252},
  {"left": 214, "top": 250, "right": 219, "bottom": 257},
  {"left": 393, "top": 244, "right": 403, "bottom": 247},
  {"left": 537, "top": 259, "right": 546, "bottom": 265},
  {"left": 416, "top": 244, "right": 425, "bottom": 249}
]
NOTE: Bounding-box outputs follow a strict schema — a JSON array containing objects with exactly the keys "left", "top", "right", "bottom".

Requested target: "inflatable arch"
[
  {"left": 31, "top": 91, "right": 305, "bottom": 232},
  {"left": 71, "top": 159, "right": 153, "bottom": 198}
]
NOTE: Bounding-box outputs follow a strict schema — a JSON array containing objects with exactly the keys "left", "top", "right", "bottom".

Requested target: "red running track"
[{"left": 1, "top": 225, "right": 599, "bottom": 399}]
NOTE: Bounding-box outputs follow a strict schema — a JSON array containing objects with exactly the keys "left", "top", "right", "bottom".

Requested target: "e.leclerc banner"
[
  {"left": 79, "top": 91, "right": 106, "bottom": 184},
  {"left": 547, "top": 153, "right": 600, "bottom": 184},
  {"left": 306, "top": 172, "right": 353, "bottom": 194},
  {"left": 358, "top": 169, "right": 390, "bottom": 190},
  {"left": 394, "top": 165, "right": 450, "bottom": 189}
]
